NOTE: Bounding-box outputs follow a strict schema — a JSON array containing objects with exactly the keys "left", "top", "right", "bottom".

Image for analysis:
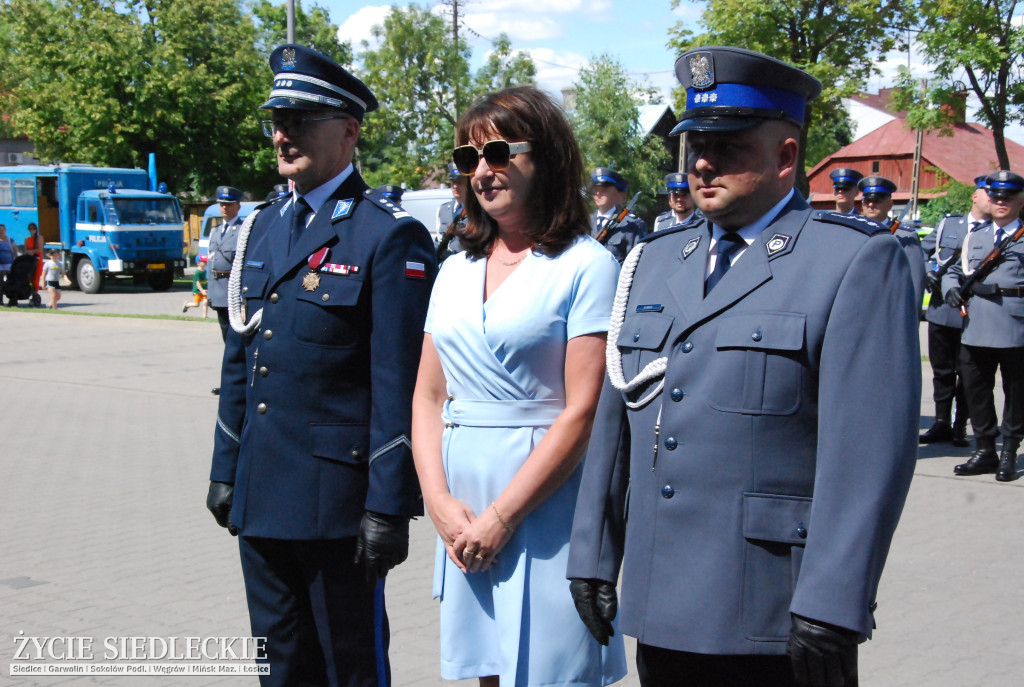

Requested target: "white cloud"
[
  {"left": 463, "top": 11, "right": 566, "bottom": 42},
  {"left": 523, "top": 48, "right": 589, "bottom": 98},
  {"left": 337, "top": 5, "right": 391, "bottom": 53}
]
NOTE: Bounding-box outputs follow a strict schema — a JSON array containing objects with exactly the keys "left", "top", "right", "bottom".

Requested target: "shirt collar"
[
  {"left": 711, "top": 188, "right": 795, "bottom": 247},
  {"left": 293, "top": 164, "right": 355, "bottom": 214}
]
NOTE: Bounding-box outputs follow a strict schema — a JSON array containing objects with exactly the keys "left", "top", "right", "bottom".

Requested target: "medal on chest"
[{"left": 303, "top": 247, "right": 330, "bottom": 291}]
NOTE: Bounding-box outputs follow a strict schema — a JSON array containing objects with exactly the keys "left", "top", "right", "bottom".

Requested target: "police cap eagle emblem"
[{"left": 689, "top": 53, "right": 714, "bottom": 89}]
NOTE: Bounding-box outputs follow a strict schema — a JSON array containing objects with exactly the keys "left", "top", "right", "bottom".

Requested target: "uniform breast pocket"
[
  {"left": 293, "top": 277, "right": 364, "bottom": 348},
  {"left": 708, "top": 311, "right": 805, "bottom": 415},
  {"left": 615, "top": 313, "right": 674, "bottom": 379},
  {"left": 241, "top": 269, "right": 269, "bottom": 306}
]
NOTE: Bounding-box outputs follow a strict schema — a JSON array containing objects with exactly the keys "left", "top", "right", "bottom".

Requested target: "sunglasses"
[{"left": 452, "top": 140, "right": 532, "bottom": 175}]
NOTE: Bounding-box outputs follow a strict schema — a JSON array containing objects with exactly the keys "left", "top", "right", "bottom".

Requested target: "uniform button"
[
  {"left": 665, "top": 436, "right": 678, "bottom": 450},
  {"left": 270, "top": 293, "right": 279, "bottom": 304},
  {"left": 241, "top": 286, "right": 248, "bottom": 294},
  {"left": 351, "top": 449, "right": 361, "bottom": 459},
  {"left": 752, "top": 328, "right": 763, "bottom": 342},
  {"left": 671, "top": 388, "right": 683, "bottom": 402},
  {"left": 796, "top": 523, "right": 808, "bottom": 539},
  {"left": 263, "top": 329, "right": 273, "bottom": 340},
  {"left": 633, "top": 332, "right": 640, "bottom": 342},
  {"left": 259, "top": 366, "right": 268, "bottom": 377},
  {"left": 682, "top": 341, "right": 693, "bottom": 353},
  {"left": 322, "top": 293, "right": 330, "bottom": 302},
  {"left": 256, "top": 403, "right": 267, "bottom": 414},
  {"left": 661, "top": 485, "right": 675, "bottom": 499}
]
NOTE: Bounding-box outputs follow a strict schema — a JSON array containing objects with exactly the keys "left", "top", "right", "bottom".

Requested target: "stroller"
[{"left": 2, "top": 254, "right": 42, "bottom": 307}]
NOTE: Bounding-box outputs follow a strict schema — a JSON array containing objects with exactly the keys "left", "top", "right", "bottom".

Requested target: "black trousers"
[
  {"left": 636, "top": 644, "right": 859, "bottom": 687},
  {"left": 238, "top": 536, "right": 389, "bottom": 687},
  {"left": 213, "top": 306, "right": 229, "bottom": 342},
  {"left": 960, "top": 344, "right": 1024, "bottom": 440},
  {"left": 927, "top": 322, "right": 967, "bottom": 419}
]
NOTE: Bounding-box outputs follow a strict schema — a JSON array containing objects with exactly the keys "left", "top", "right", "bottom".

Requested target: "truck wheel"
[
  {"left": 76, "top": 258, "right": 104, "bottom": 294},
  {"left": 148, "top": 270, "right": 174, "bottom": 291}
]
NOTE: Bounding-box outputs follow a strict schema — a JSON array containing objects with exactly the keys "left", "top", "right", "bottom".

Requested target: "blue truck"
[{"left": 0, "top": 163, "right": 185, "bottom": 293}]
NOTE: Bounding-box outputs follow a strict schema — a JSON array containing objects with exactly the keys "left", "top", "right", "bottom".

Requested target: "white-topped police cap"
[
  {"left": 665, "top": 172, "right": 689, "bottom": 191},
  {"left": 670, "top": 46, "right": 822, "bottom": 134},
  {"left": 261, "top": 44, "right": 378, "bottom": 121},
  {"left": 376, "top": 184, "right": 404, "bottom": 201},
  {"left": 986, "top": 170, "right": 1024, "bottom": 193},
  {"left": 857, "top": 175, "right": 897, "bottom": 197},
  {"left": 216, "top": 185, "right": 242, "bottom": 203},
  {"left": 829, "top": 168, "right": 863, "bottom": 188},
  {"left": 591, "top": 167, "right": 628, "bottom": 191}
]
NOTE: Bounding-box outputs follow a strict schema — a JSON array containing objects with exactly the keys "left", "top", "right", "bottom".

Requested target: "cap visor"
[
  {"left": 259, "top": 96, "right": 324, "bottom": 111},
  {"left": 670, "top": 116, "right": 764, "bottom": 135}
]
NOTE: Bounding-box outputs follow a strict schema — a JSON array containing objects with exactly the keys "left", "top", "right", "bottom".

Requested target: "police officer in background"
[
  {"left": 568, "top": 46, "right": 919, "bottom": 687},
  {"left": 919, "top": 175, "right": 990, "bottom": 446},
  {"left": 207, "top": 185, "right": 244, "bottom": 341},
  {"left": 376, "top": 184, "right": 404, "bottom": 204},
  {"left": 830, "top": 168, "right": 863, "bottom": 214},
  {"left": 205, "top": 44, "right": 436, "bottom": 686},
  {"left": 436, "top": 162, "right": 467, "bottom": 261},
  {"left": 944, "top": 171, "right": 1024, "bottom": 482},
  {"left": 653, "top": 172, "right": 703, "bottom": 232},
  {"left": 858, "top": 175, "right": 927, "bottom": 307},
  {"left": 590, "top": 167, "right": 648, "bottom": 263}
]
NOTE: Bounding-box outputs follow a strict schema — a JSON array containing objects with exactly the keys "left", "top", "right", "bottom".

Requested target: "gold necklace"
[{"left": 496, "top": 253, "right": 527, "bottom": 266}]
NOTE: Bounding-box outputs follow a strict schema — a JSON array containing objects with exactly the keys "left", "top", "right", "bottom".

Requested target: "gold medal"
[{"left": 302, "top": 270, "right": 320, "bottom": 292}]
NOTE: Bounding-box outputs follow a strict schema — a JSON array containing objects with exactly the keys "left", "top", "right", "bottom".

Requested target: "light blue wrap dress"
[{"left": 424, "top": 235, "right": 627, "bottom": 686}]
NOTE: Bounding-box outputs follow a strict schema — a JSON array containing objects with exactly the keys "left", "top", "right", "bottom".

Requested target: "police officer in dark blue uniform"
[
  {"left": 944, "top": 170, "right": 1024, "bottom": 481},
  {"left": 568, "top": 46, "right": 919, "bottom": 687},
  {"left": 652, "top": 173, "right": 703, "bottom": 232},
  {"left": 205, "top": 44, "right": 436, "bottom": 686},
  {"left": 919, "top": 175, "right": 990, "bottom": 445},
  {"left": 208, "top": 185, "right": 245, "bottom": 341},
  {"left": 858, "top": 175, "right": 927, "bottom": 307},
  {"left": 376, "top": 184, "right": 404, "bottom": 203},
  {"left": 590, "top": 167, "right": 648, "bottom": 262},
  {"left": 829, "top": 168, "right": 863, "bottom": 214}
]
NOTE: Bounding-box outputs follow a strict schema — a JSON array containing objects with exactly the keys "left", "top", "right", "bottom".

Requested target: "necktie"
[
  {"left": 970, "top": 221, "right": 982, "bottom": 232},
  {"left": 705, "top": 233, "right": 745, "bottom": 296},
  {"left": 995, "top": 227, "right": 1005, "bottom": 246},
  {"left": 289, "top": 197, "right": 312, "bottom": 251}
]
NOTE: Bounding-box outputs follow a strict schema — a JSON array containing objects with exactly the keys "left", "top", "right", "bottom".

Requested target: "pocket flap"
[
  {"left": 716, "top": 312, "right": 805, "bottom": 351},
  {"left": 295, "top": 276, "right": 363, "bottom": 307},
  {"left": 616, "top": 313, "right": 674, "bottom": 350},
  {"left": 742, "top": 492, "right": 812, "bottom": 544},
  {"left": 310, "top": 423, "right": 369, "bottom": 465},
  {"left": 240, "top": 269, "right": 268, "bottom": 299}
]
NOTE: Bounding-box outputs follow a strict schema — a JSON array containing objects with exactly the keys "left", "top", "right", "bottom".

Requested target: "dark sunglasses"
[{"left": 452, "top": 140, "right": 532, "bottom": 175}]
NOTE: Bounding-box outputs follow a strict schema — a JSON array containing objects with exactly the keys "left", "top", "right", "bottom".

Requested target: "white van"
[
  {"left": 397, "top": 188, "right": 453, "bottom": 245},
  {"left": 197, "top": 202, "right": 261, "bottom": 260}
]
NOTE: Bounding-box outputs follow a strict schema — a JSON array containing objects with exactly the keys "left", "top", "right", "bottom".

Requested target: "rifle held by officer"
[
  {"left": 596, "top": 192, "right": 642, "bottom": 244},
  {"left": 953, "top": 223, "right": 1024, "bottom": 316},
  {"left": 889, "top": 201, "right": 912, "bottom": 234}
]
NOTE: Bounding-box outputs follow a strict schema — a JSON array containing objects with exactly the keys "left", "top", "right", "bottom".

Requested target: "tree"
[
  {"left": 892, "top": 0, "right": 1024, "bottom": 170},
  {"left": 667, "top": 0, "right": 912, "bottom": 193},
  {"left": 571, "top": 54, "right": 669, "bottom": 215},
  {"left": 251, "top": 0, "right": 351, "bottom": 67},
  {"left": 472, "top": 33, "right": 536, "bottom": 96},
  {"left": 920, "top": 177, "right": 976, "bottom": 226}
]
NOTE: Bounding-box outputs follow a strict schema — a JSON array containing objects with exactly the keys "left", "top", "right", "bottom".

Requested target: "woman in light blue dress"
[{"left": 411, "top": 87, "right": 627, "bottom": 687}]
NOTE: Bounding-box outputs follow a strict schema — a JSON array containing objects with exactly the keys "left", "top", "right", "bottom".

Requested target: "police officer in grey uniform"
[
  {"left": 207, "top": 185, "right": 244, "bottom": 341},
  {"left": 205, "top": 44, "right": 436, "bottom": 686},
  {"left": 652, "top": 173, "right": 703, "bottom": 232},
  {"left": 829, "top": 168, "right": 863, "bottom": 214},
  {"left": 858, "top": 175, "right": 927, "bottom": 307},
  {"left": 568, "top": 46, "right": 919, "bottom": 687},
  {"left": 590, "top": 167, "right": 648, "bottom": 263},
  {"left": 436, "top": 162, "right": 467, "bottom": 261},
  {"left": 919, "top": 175, "right": 990, "bottom": 445},
  {"left": 944, "top": 170, "right": 1024, "bottom": 481}
]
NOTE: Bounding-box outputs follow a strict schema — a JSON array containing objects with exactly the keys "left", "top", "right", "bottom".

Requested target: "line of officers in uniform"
[{"left": 828, "top": 166, "right": 1024, "bottom": 483}]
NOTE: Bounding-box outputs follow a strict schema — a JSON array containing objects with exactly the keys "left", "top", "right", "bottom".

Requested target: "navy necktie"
[
  {"left": 289, "top": 198, "right": 312, "bottom": 252},
  {"left": 705, "top": 233, "right": 745, "bottom": 296},
  {"left": 995, "top": 227, "right": 1005, "bottom": 246}
]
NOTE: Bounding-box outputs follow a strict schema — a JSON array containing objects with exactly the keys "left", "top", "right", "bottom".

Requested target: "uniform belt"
[
  {"left": 212, "top": 270, "right": 231, "bottom": 278},
  {"left": 999, "top": 286, "right": 1024, "bottom": 297},
  {"left": 442, "top": 398, "right": 563, "bottom": 428}
]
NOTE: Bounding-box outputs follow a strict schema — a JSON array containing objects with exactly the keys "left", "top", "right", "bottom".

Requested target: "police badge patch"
[
  {"left": 765, "top": 233, "right": 791, "bottom": 257},
  {"left": 282, "top": 47, "right": 297, "bottom": 70},
  {"left": 689, "top": 53, "right": 714, "bottom": 89},
  {"left": 683, "top": 235, "right": 702, "bottom": 259},
  {"left": 332, "top": 199, "right": 355, "bottom": 220}
]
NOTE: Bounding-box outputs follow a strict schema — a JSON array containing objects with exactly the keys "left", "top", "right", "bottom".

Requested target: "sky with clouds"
[{"left": 320, "top": 0, "right": 1023, "bottom": 145}]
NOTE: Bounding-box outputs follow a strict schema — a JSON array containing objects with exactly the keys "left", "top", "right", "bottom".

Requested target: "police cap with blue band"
[
  {"left": 857, "top": 176, "right": 897, "bottom": 199},
  {"left": 985, "top": 170, "right": 1024, "bottom": 194},
  {"left": 974, "top": 174, "right": 989, "bottom": 188},
  {"left": 260, "top": 44, "right": 378, "bottom": 122},
  {"left": 670, "top": 46, "right": 822, "bottom": 134},
  {"left": 376, "top": 184, "right": 404, "bottom": 202},
  {"left": 592, "top": 167, "right": 628, "bottom": 192},
  {"left": 665, "top": 173, "right": 689, "bottom": 191},
  {"left": 447, "top": 161, "right": 462, "bottom": 179},
  {"left": 829, "top": 168, "right": 863, "bottom": 189},
  {"left": 216, "top": 185, "right": 242, "bottom": 203}
]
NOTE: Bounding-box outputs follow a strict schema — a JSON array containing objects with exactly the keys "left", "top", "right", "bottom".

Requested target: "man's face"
[
  {"left": 972, "top": 187, "right": 992, "bottom": 219},
  {"left": 592, "top": 184, "right": 625, "bottom": 214},
  {"left": 686, "top": 121, "right": 798, "bottom": 230},
  {"left": 988, "top": 190, "right": 1024, "bottom": 227},
  {"left": 834, "top": 185, "right": 857, "bottom": 211},
  {"left": 860, "top": 195, "right": 893, "bottom": 222},
  {"left": 669, "top": 189, "right": 694, "bottom": 216},
  {"left": 270, "top": 109, "right": 359, "bottom": 193},
  {"left": 219, "top": 201, "right": 240, "bottom": 222}
]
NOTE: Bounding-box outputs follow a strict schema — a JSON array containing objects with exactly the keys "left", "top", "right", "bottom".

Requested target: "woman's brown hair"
[{"left": 454, "top": 86, "right": 590, "bottom": 259}]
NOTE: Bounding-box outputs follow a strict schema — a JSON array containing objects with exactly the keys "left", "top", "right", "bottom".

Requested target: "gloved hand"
[
  {"left": 944, "top": 286, "right": 964, "bottom": 308},
  {"left": 787, "top": 614, "right": 859, "bottom": 687},
  {"left": 206, "top": 481, "right": 237, "bottom": 536},
  {"left": 569, "top": 578, "right": 618, "bottom": 646},
  {"left": 924, "top": 271, "right": 941, "bottom": 296},
  {"left": 353, "top": 511, "right": 410, "bottom": 585}
]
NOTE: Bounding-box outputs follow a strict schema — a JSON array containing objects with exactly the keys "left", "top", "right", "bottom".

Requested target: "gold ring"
[
  {"left": 464, "top": 550, "right": 478, "bottom": 557},
  {"left": 475, "top": 554, "right": 486, "bottom": 559}
]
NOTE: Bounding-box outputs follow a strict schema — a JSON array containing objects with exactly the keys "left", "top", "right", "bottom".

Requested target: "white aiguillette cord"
[{"left": 227, "top": 208, "right": 264, "bottom": 336}]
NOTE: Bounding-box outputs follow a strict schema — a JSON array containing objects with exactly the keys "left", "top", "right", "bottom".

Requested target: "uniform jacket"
[
  {"left": 436, "top": 199, "right": 466, "bottom": 261},
  {"left": 653, "top": 208, "right": 703, "bottom": 233},
  {"left": 922, "top": 215, "right": 974, "bottom": 329},
  {"left": 568, "top": 195, "right": 919, "bottom": 655},
  {"left": 591, "top": 209, "right": 648, "bottom": 263},
  {"left": 210, "top": 171, "right": 437, "bottom": 539},
  {"left": 207, "top": 215, "right": 242, "bottom": 308},
  {"left": 894, "top": 227, "right": 926, "bottom": 309},
  {"left": 944, "top": 220, "right": 1024, "bottom": 348}
]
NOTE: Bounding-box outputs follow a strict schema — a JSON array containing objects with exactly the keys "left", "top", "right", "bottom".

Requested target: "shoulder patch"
[
  {"left": 813, "top": 210, "right": 887, "bottom": 236},
  {"left": 641, "top": 217, "right": 708, "bottom": 243}
]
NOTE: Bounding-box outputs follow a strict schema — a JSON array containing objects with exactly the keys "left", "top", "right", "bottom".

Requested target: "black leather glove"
[
  {"left": 944, "top": 286, "right": 963, "bottom": 308},
  {"left": 353, "top": 511, "right": 410, "bottom": 585},
  {"left": 206, "top": 481, "right": 237, "bottom": 536},
  {"left": 569, "top": 578, "right": 617, "bottom": 646},
  {"left": 924, "top": 270, "right": 941, "bottom": 296},
  {"left": 787, "top": 614, "right": 859, "bottom": 687}
]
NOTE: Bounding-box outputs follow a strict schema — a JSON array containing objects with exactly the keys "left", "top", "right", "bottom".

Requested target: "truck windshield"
[{"left": 106, "top": 198, "right": 182, "bottom": 225}]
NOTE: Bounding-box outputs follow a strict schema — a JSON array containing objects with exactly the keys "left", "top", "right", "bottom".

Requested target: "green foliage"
[
  {"left": 472, "top": 34, "right": 537, "bottom": 95},
  {"left": 571, "top": 54, "right": 669, "bottom": 215},
  {"left": 920, "top": 178, "right": 976, "bottom": 226},
  {"left": 251, "top": 0, "right": 351, "bottom": 66}
]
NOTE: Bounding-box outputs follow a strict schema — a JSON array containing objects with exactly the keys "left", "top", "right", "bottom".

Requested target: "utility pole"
[
  {"left": 287, "top": 0, "right": 295, "bottom": 44},
  {"left": 452, "top": 0, "right": 460, "bottom": 144},
  {"left": 909, "top": 79, "right": 926, "bottom": 219}
]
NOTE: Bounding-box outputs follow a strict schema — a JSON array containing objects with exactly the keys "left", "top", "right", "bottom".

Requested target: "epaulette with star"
[
  {"left": 813, "top": 210, "right": 887, "bottom": 236},
  {"left": 361, "top": 187, "right": 412, "bottom": 220},
  {"left": 640, "top": 216, "right": 707, "bottom": 243}
]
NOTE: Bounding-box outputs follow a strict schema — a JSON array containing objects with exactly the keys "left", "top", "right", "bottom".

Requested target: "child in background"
[
  {"left": 183, "top": 254, "right": 209, "bottom": 317},
  {"left": 41, "top": 249, "right": 64, "bottom": 310}
]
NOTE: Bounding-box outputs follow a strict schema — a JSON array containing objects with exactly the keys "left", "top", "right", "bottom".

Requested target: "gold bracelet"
[{"left": 491, "top": 502, "right": 515, "bottom": 534}]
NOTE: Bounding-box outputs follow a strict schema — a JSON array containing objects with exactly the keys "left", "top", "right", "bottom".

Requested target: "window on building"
[{"left": 872, "top": 161, "right": 880, "bottom": 174}]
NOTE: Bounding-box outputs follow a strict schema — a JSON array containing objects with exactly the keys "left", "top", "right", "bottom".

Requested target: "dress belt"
[
  {"left": 442, "top": 397, "right": 563, "bottom": 428},
  {"left": 999, "top": 286, "right": 1024, "bottom": 298}
]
